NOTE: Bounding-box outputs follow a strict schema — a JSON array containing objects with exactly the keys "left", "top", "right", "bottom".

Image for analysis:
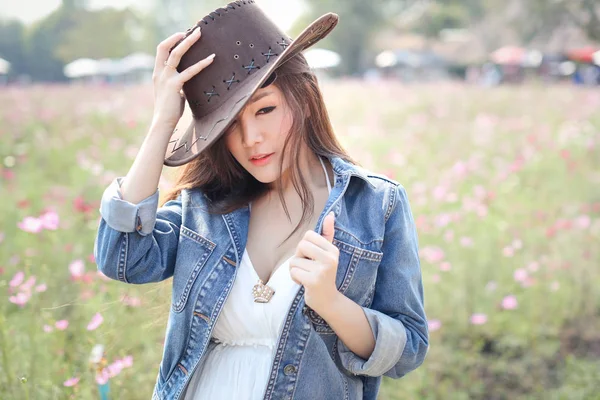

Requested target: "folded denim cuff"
[
  {"left": 337, "top": 307, "right": 407, "bottom": 377},
  {"left": 98, "top": 177, "right": 160, "bottom": 236}
]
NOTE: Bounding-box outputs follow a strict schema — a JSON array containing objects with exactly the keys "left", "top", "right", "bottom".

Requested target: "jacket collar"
[{"left": 328, "top": 155, "right": 375, "bottom": 189}]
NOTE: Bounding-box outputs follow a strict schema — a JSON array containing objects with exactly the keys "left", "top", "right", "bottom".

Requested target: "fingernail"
[{"left": 207, "top": 53, "right": 216, "bottom": 59}]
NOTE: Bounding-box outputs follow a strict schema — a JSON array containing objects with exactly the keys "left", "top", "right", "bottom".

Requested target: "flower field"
[{"left": 1, "top": 80, "right": 599, "bottom": 399}]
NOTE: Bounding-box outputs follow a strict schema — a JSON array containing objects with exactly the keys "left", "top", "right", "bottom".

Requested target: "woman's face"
[{"left": 224, "top": 84, "right": 295, "bottom": 184}]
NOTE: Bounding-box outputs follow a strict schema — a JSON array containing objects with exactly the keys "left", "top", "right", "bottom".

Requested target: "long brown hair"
[{"left": 160, "top": 53, "right": 357, "bottom": 245}]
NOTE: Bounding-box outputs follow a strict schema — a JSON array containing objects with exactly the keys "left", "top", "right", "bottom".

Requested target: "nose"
[{"left": 240, "top": 120, "right": 263, "bottom": 148}]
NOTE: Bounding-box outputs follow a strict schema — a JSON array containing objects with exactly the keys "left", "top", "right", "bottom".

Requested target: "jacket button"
[{"left": 283, "top": 364, "right": 297, "bottom": 375}]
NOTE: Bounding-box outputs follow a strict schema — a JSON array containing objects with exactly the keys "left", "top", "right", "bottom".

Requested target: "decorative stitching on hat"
[
  {"left": 203, "top": 86, "right": 219, "bottom": 102},
  {"left": 242, "top": 59, "right": 260, "bottom": 74},
  {"left": 277, "top": 38, "right": 289, "bottom": 50},
  {"left": 262, "top": 47, "right": 278, "bottom": 63},
  {"left": 223, "top": 73, "right": 240, "bottom": 90}
]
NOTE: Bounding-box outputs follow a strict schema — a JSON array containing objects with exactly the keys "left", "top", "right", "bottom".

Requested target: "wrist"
[
  {"left": 316, "top": 290, "right": 346, "bottom": 321},
  {"left": 149, "top": 117, "right": 177, "bottom": 138}
]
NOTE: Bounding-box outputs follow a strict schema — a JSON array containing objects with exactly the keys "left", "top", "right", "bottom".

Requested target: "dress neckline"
[{"left": 243, "top": 249, "right": 295, "bottom": 288}]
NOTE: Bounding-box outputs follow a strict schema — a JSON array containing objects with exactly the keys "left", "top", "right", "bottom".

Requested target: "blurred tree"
[
  {"left": 54, "top": 8, "right": 142, "bottom": 62},
  {"left": 292, "top": 0, "right": 425, "bottom": 75},
  {"left": 0, "top": 20, "right": 27, "bottom": 79},
  {"left": 512, "top": 0, "right": 600, "bottom": 43},
  {"left": 24, "top": 6, "right": 77, "bottom": 81},
  {"left": 404, "top": 2, "right": 470, "bottom": 39}
]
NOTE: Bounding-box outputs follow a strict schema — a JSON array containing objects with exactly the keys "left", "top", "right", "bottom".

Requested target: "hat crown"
[{"left": 177, "top": 1, "right": 291, "bottom": 117}]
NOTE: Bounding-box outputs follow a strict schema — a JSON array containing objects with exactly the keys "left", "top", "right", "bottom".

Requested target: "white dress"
[{"left": 182, "top": 157, "right": 332, "bottom": 400}]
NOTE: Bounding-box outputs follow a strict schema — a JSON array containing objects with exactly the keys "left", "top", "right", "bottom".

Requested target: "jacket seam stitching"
[
  {"left": 384, "top": 185, "right": 398, "bottom": 224},
  {"left": 119, "top": 233, "right": 129, "bottom": 283}
]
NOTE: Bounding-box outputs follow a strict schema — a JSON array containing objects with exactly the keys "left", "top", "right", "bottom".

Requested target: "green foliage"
[{"left": 295, "top": 0, "right": 396, "bottom": 75}]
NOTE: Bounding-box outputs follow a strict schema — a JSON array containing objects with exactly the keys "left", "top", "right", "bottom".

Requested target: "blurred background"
[{"left": 0, "top": 0, "right": 599, "bottom": 399}]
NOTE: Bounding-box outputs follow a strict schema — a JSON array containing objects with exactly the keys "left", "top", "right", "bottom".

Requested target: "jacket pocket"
[
  {"left": 333, "top": 238, "right": 383, "bottom": 306},
  {"left": 171, "top": 226, "right": 216, "bottom": 313},
  {"left": 304, "top": 239, "right": 383, "bottom": 334}
]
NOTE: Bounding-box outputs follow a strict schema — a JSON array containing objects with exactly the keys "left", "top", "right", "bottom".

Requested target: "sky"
[{"left": 0, "top": 0, "right": 303, "bottom": 30}]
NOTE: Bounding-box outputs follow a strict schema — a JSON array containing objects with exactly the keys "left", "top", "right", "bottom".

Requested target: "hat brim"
[{"left": 164, "top": 12, "right": 339, "bottom": 167}]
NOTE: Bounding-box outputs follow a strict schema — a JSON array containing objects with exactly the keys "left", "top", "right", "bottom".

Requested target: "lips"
[
  {"left": 249, "top": 152, "right": 274, "bottom": 166},
  {"left": 249, "top": 153, "right": 273, "bottom": 161}
]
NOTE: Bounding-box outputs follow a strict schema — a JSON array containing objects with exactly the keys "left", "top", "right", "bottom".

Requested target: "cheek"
[{"left": 224, "top": 132, "right": 242, "bottom": 160}]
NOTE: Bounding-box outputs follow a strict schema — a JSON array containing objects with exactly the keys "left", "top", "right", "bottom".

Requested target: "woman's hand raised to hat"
[{"left": 151, "top": 27, "right": 216, "bottom": 132}]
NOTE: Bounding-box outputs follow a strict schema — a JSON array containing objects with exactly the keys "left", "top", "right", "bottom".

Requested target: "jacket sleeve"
[
  {"left": 336, "top": 184, "right": 429, "bottom": 378},
  {"left": 93, "top": 177, "right": 182, "bottom": 284}
]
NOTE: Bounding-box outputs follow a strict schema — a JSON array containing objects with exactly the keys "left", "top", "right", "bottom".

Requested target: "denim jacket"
[{"left": 94, "top": 155, "right": 429, "bottom": 400}]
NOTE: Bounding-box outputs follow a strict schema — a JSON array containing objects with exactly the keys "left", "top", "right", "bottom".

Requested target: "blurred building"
[{"left": 63, "top": 52, "right": 154, "bottom": 84}]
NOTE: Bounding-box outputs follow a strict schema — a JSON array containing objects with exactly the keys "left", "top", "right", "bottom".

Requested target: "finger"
[
  {"left": 295, "top": 239, "right": 334, "bottom": 265},
  {"left": 166, "top": 26, "right": 201, "bottom": 68},
  {"left": 179, "top": 53, "right": 216, "bottom": 83},
  {"left": 155, "top": 32, "right": 186, "bottom": 73},
  {"left": 289, "top": 256, "right": 314, "bottom": 272},
  {"left": 302, "top": 230, "right": 333, "bottom": 251},
  {"left": 321, "top": 212, "right": 335, "bottom": 243},
  {"left": 289, "top": 265, "right": 311, "bottom": 286}
]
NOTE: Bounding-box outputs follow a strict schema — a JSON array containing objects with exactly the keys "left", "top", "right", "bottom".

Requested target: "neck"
[{"left": 268, "top": 149, "right": 327, "bottom": 195}]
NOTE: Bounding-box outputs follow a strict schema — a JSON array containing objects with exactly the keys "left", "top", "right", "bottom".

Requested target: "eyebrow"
[{"left": 248, "top": 91, "right": 273, "bottom": 105}]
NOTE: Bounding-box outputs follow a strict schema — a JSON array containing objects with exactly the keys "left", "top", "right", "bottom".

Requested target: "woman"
[{"left": 94, "top": 2, "right": 428, "bottom": 399}]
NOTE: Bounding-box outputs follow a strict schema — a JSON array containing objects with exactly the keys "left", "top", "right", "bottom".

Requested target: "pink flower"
[
  {"left": 574, "top": 215, "right": 591, "bottom": 230},
  {"left": 513, "top": 268, "right": 528, "bottom": 282},
  {"left": 470, "top": 313, "right": 487, "bottom": 325},
  {"left": 9, "top": 291, "right": 31, "bottom": 307},
  {"left": 503, "top": 246, "right": 514, "bottom": 257},
  {"left": 121, "top": 355, "right": 133, "bottom": 368},
  {"left": 444, "top": 230, "right": 454, "bottom": 242},
  {"left": 96, "top": 369, "right": 110, "bottom": 385},
  {"left": 120, "top": 295, "right": 141, "bottom": 307},
  {"left": 439, "top": 262, "right": 452, "bottom": 272},
  {"left": 527, "top": 262, "right": 539, "bottom": 272},
  {"left": 35, "top": 283, "right": 47, "bottom": 292},
  {"left": 460, "top": 237, "right": 474, "bottom": 247},
  {"left": 43, "top": 324, "right": 54, "bottom": 333},
  {"left": 17, "top": 216, "right": 43, "bottom": 233},
  {"left": 87, "top": 313, "right": 104, "bottom": 331},
  {"left": 9, "top": 271, "right": 25, "bottom": 287},
  {"left": 420, "top": 246, "right": 445, "bottom": 264},
  {"left": 550, "top": 281, "right": 560, "bottom": 291},
  {"left": 428, "top": 319, "right": 442, "bottom": 332},
  {"left": 107, "top": 360, "right": 124, "bottom": 377},
  {"left": 69, "top": 259, "right": 85, "bottom": 278},
  {"left": 39, "top": 210, "right": 60, "bottom": 230},
  {"left": 63, "top": 377, "right": 80, "bottom": 387},
  {"left": 485, "top": 281, "right": 497, "bottom": 292},
  {"left": 501, "top": 295, "right": 518, "bottom": 310},
  {"left": 20, "top": 276, "right": 36, "bottom": 292},
  {"left": 55, "top": 320, "right": 69, "bottom": 330}
]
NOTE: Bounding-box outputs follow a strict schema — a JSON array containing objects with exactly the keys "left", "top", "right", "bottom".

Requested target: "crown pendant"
[{"left": 252, "top": 279, "right": 275, "bottom": 303}]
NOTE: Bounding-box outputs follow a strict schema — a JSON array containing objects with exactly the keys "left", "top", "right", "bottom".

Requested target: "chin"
[{"left": 250, "top": 171, "right": 279, "bottom": 184}]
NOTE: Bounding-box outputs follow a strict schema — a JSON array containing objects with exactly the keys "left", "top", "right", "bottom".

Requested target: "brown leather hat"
[{"left": 163, "top": 0, "right": 338, "bottom": 167}]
